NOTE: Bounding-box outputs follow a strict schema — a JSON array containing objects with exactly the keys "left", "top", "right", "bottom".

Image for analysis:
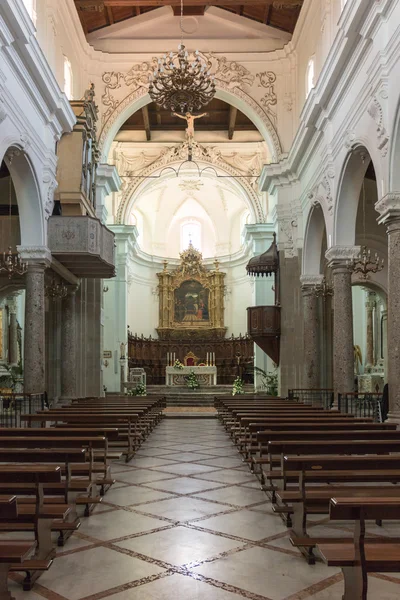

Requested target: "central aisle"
[{"left": 15, "top": 419, "right": 400, "bottom": 600}]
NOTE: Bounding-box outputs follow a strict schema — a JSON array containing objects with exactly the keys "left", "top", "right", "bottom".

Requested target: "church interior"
[{"left": 1, "top": 0, "right": 400, "bottom": 598}]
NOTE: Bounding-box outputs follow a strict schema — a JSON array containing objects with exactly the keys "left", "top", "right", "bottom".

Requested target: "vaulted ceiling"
[{"left": 74, "top": 1, "right": 303, "bottom": 35}]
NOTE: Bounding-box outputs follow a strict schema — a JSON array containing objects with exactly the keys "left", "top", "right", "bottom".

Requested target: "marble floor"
[{"left": 9, "top": 419, "right": 400, "bottom": 600}]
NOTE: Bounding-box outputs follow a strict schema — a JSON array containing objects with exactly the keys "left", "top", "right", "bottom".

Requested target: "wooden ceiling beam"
[
  {"left": 228, "top": 106, "right": 237, "bottom": 140},
  {"left": 142, "top": 106, "right": 151, "bottom": 141},
  {"left": 76, "top": 0, "right": 276, "bottom": 8}
]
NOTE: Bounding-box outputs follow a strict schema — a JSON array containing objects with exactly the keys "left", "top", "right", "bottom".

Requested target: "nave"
[{"left": 8, "top": 419, "right": 400, "bottom": 600}]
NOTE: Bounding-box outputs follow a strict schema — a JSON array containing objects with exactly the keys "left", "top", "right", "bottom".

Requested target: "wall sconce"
[
  {"left": 103, "top": 286, "right": 109, "bottom": 293},
  {"left": 104, "top": 359, "right": 109, "bottom": 368}
]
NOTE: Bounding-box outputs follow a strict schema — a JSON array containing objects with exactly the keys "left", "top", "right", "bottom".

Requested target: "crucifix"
[{"left": 173, "top": 112, "right": 208, "bottom": 156}]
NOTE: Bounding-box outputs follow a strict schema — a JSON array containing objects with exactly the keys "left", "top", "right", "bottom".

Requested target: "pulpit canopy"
[{"left": 246, "top": 233, "right": 279, "bottom": 277}]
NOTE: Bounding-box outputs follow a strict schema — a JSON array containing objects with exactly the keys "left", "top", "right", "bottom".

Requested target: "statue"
[
  {"left": 173, "top": 112, "right": 208, "bottom": 145},
  {"left": 120, "top": 342, "right": 126, "bottom": 359}
]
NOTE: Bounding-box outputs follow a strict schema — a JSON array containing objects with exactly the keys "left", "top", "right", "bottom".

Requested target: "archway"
[
  {"left": 303, "top": 202, "right": 328, "bottom": 276},
  {"left": 99, "top": 88, "right": 282, "bottom": 164},
  {"left": 1, "top": 146, "right": 45, "bottom": 247}
]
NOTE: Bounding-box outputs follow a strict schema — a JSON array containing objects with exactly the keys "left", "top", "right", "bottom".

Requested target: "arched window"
[
  {"left": 22, "top": 0, "right": 37, "bottom": 26},
  {"left": 306, "top": 56, "right": 315, "bottom": 98},
  {"left": 181, "top": 220, "right": 201, "bottom": 252},
  {"left": 63, "top": 56, "right": 73, "bottom": 100}
]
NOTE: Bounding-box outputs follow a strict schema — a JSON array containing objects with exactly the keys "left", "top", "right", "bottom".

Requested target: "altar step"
[{"left": 146, "top": 385, "right": 254, "bottom": 407}]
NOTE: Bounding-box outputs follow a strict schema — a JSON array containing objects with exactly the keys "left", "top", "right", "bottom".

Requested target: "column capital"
[
  {"left": 375, "top": 192, "right": 400, "bottom": 225},
  {"left": 6, "top": 296, "right": 18, "bottom": 314},
  {"left": 325, "top": 245, "right": 360, "bottom": 270},
  {"left": 17, "top": 246, "right": 51, "bottom": 267},
  {"left": 300, "top": 274, "right": 324, "bottom": 289}
]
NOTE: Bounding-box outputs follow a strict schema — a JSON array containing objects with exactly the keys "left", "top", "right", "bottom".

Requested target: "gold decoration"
[{"left": 157, "top": 243, "right": 226, "bottom": 340}]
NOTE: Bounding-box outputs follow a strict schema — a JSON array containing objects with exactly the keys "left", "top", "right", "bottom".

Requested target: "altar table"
[{"left": 166, "top": 366, "right": 217, "bottom": 386}]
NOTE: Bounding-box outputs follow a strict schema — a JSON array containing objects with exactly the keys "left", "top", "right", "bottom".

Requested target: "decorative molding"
[
  {"left": 116, "top": 140, "right": 266, "bottom": 224},
  {"left": 283, "top": 92, "right": 294, "bottom": 112},
  {"left": 367, "top": 96, "right": 389, "bottom": 157},
  {"left": 43, "top": 171, "right": 57, "bottom": 220},
  {"left": 17, "top": 245, "right": 52, "bottom": 266},
  {"left": 0, "top": 94, "right": 7, "bottom": 124},
  {"left": 98, "top": 55, "right": 282, "bottom": 160},
  {"left": 256, "top": 71, "right": 277, "bottom": 126},
  {"left": 308, "top": 173, "right": 334, "bottom": 214},
  {"left": 344, "top": 130, "right": 356, "bottom": 150},
  {"left": 325, "top": 245, "right": 361, "bottom": 266},
  {"left": 375, "top": 192, "right": 400, "bottom": 224},
  {"left": 279, "top": 216, "right": 298, "bottom": 258},
  {"left": 300, "top": 274, "right": 324, "bottom": 287}
]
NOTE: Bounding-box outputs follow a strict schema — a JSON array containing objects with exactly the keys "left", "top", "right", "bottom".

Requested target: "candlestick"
[{"left": 207, "top": 352, "right": 209, "bottom": 366}]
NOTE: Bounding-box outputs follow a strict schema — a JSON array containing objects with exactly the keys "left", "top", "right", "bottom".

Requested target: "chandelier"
[
  {"left": 148, "top": 0, "right": 215, "bottom": 113},
  {"left": 312, "top": 278, "right": 333, "bottom": 298},
  {"left": 45, "top": 278, "right": 68, "bottom": 301},
  {"left": 347, "top": 155, "right": 384, "bottom": 280},
  {"left": 0, "top": 174, "right": 27, "bottom": 279}
]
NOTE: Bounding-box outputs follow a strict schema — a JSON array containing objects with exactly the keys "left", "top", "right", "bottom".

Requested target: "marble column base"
[{"left": 386, "top": 411, "right": 400, "bottom": 427}]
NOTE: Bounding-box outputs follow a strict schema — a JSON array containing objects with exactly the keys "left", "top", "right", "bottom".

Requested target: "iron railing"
[
  {"left": 0, "top": 393, "right": 48, "bottom": 427},
  {"left": 338, "top": 393, "right": 383, "bottom": 422},
  {"left": 288, "top": 388, "right": 334, "bottom": 409}
]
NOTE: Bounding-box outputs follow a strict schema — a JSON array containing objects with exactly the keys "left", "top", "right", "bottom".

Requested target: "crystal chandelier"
[
  {"left": 148, "top": 0, "right": 215, "bottom": 113},
  {"left": 0, "top": 174, "right": 27, "bottom": 279},
  {"left": 45, "top": 278, "right": 68, "bottom": 300},
  {"left": 347, "top": 155, "right": 384, "bottom": 280}
]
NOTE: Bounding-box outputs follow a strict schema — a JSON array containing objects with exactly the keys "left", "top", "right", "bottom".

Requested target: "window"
[
  {"left": 63, "top": 56, "right": 73, "bottom": 100},
  {"left": 306, "top": 56, "right": 315, "bottom": 98},
  {"left": 181, "top": 220, "right": 201, "bottom": 252},
  {"left": 22, "top": 0, "right": 37, "bottom": 26}
]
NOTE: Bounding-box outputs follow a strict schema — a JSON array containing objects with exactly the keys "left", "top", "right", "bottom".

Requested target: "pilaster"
[
  {"left": 96, "top": 164, "right": 121, "bottom": 224},
  {"left": 375, "top": 192, "right": 400, "bottom": 423}
]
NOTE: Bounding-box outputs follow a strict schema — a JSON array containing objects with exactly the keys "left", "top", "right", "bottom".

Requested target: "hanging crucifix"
[{"left": 173, "top": 111, "right": 208, "bottom": 160}]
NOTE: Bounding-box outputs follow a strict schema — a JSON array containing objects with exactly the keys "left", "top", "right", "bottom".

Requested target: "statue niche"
[{"left": 157, "top": 243, "right": 226, "bottom": 340}]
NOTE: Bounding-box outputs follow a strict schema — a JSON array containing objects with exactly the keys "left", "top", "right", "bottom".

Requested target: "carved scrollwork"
[
  {"left": 367, "top": 96, "right": 389, "bottom": 157},
  {"left": 256, "top": 71, "right": 277, "bottom": 125}
]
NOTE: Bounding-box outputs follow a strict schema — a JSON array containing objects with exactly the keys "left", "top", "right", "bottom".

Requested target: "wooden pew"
[
  {"left": 275, "top": 455, "right": 400, "bottom": 564},
  {"left": 318, "top": 498, "right": 400, "bottom": 600},
  {"left": 0, "top": 496, "right": 37, "bottom": 600},
  {"left": 0, "top": 465, "right": 69, "bottom": 589}
]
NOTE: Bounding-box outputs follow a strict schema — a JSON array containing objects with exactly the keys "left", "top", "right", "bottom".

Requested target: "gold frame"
[{"left": 157, "top": 245, "right": 226, "bottom": 339}]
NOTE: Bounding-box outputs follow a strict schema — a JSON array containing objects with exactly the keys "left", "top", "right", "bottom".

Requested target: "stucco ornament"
[
  {"left": 256, "top": 71, "right": 277, "bottom": 125},
  {"left": 309, "top": 174, "right": 333, "bottom": 215},
  {"left": 279, "top": 217, "right": 298, "bottom": 258},
  {"left": 115, "top": 140, "right": 266, "bottom": 224},
  {"left": 43, "top": 172, "right": 58, "bottom": 219},
  {"left": 367, "top": 96, "right": 389, "bottom": 157},
  {"left": 99, "top": 55, "right": 282, "bottom": 161}
]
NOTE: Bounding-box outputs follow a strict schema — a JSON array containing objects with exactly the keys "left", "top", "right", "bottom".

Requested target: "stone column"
[
  {"left": 326, "top": 247, "right": 359, "bottom": 400},
  {"left": 375, "top": 193, "right": 400, "bottom": 421},
  {"left": 7, "top": 297, "right": 18, "bottom": 366},
  {"left": 61, "top": 286, "right": 77, "bottom": 401},
  {"left": 23, "top": 262, "right": 47, "bottom": 394},
  {"left": 365, "top": 292, "right": 376, "bottom": 370},
  {"left": 300, "top": 275, "right": 323, "bottom": 389}
]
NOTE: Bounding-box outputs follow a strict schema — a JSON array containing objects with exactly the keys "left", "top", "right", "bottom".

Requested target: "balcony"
[
  {"left": 247, "top": 305, "right": 281, "bottom": 365},
  {"left": 48, "top": 216, "right": 115, "bottom": 278}
]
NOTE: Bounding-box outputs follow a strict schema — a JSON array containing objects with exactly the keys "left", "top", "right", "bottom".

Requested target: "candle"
[{"left": 207, "top": 352, "right": 209, "bottom": 365}]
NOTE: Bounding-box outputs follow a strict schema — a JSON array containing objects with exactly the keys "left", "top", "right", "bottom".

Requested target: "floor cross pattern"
[{"left": 8, "top": 419, "right": 400, "bottom": 600}]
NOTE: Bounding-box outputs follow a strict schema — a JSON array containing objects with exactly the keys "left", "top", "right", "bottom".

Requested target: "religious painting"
[{"left": 174, "top": 280, "right": 209, "bottom": 323}]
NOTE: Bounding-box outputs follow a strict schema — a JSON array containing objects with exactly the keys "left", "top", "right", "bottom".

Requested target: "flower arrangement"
[
  {"left": 127, "top": 383, "right": 147, "bottom": 396},
  {"left": 232, "top": 377, "right": 245, "bottom": 396},
  {"left": 185, "top": 370, "right": 200, "bottom": 390},
  {"left": 173, "top": 359, "right": 184, "bottom": 370}
]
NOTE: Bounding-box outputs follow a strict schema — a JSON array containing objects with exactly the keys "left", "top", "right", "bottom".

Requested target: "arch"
[
  {"left": 117, "top": 147, "right": 265, "bottom": 225},
  {"left": 0, "top": 146, "right": 45, "bottom": 247},
  {"left": 390, "top": 98, "right": 400, "bottom": 191},
  {"left": 303, "top": 202, "right": 328, "bottom": 275},
  {"left": 334, "top": 145, "right": 376, "bottom": 247},
  {"left": 98, "top": 87, "right": 282, "bottom": 164}
]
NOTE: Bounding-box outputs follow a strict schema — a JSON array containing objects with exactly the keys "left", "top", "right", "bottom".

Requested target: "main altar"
[{"left": 166, "top": 366, "right": 217, "bottom": 387}]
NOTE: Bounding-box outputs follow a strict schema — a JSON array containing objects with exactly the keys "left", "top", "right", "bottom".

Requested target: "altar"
[{"left": 166, "top": 366, "right": 217, "bottom": 386}]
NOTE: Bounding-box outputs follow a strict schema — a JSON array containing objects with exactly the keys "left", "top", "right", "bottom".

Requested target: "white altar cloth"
[{"left": 166, "top": 366, "right": 217, "bottom": 386}]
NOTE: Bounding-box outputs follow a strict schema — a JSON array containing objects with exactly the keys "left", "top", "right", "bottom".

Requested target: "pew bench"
[
  {"left": 274, "top": 455, "right": 400, "bottom": 564},
  {"left": 0, "top": 466, "right": 69, "bottom": 590},
  {"left": 317, "top": 498, "right": 400, "bottom": 600}
]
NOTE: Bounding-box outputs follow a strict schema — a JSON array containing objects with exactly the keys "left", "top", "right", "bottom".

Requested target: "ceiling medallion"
[{"left": 148, "top": 0, "right": 215, "bottom": 113}]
